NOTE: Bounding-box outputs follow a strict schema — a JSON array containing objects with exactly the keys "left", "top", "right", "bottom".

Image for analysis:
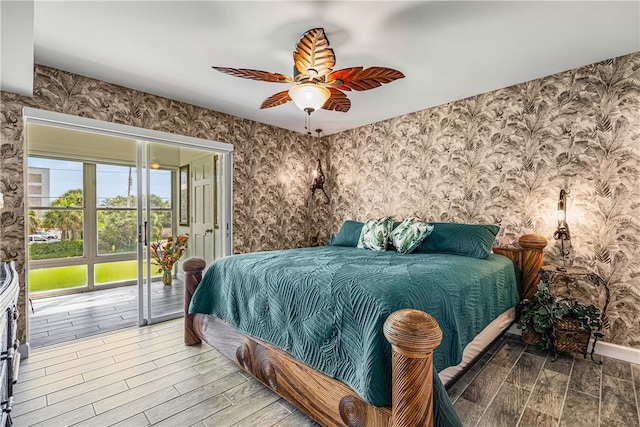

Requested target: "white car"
[
  {"left": 28, "top": 235, "right": 60, "bottom": 244},
  {"left": 35, "top": 232, "right": 59, "bottom": 240}
]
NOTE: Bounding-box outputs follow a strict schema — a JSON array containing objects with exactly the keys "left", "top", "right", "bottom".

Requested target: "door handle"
[
  {"left": 204, "top": 228, "right": 213, "bottom": 235},
  {"left": 138, "top": 222, "right": 148, "bottom": 246}
]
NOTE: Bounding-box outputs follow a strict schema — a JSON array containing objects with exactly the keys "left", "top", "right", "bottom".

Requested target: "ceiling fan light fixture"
[
  {"left": 213, "top": 28, "right": 404, "bottom": 121},
  {"left": 288, "top": 83, "right": 331, "bottom": 114}
]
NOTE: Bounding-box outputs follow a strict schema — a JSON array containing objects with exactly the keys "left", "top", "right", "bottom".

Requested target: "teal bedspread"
[{"left": 189, "top": 246, "right": 519, "bottom": 409}]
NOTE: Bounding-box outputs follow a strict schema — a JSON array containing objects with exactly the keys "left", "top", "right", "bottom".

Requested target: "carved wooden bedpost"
[
  {"left": 493, "top": 234, "right": 547, "bottom": 300},
  {"left": 383, "top": 309, "right": 443, "bottom": 427},
  {"left": 183, "top": 257, "right": 206, "bottom": 345},
  {"left": 517, "top": 234, "right": 547, "bottom": 299}
]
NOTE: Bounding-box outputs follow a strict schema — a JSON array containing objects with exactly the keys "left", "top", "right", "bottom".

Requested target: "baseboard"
[
  {"left": 18, "top": 342, "right": 30, "bottom": 360},
  {"left": 506, "top": 325, "right": 640, "bottom": 364},
  {"left": 592, "top": 340, "right": 640, "bottom": 364},
  {"left": 506, "top": 324, "right": 521, "bottom": 336}
]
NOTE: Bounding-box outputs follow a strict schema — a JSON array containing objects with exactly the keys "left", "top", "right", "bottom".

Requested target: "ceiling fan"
[{"left": 212, "top": 28, "right": 405, "bottom": 115}]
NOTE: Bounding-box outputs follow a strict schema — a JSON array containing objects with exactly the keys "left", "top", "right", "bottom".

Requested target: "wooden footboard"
[
  {"left": 183, "top": 258, "right": 441, "bottom": 427},
  {"left": 192, "top": 312, "right": 395, "bottom": 426},
  {"left": 182, "top": 233, "right": 546, "bottom": 427}
]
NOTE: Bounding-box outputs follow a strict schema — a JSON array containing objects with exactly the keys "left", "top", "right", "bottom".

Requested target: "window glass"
[
  {"left": 27, "top": 158, "right": 83, "bottom": 207},
  {"left": 97, "top": 165, "right": 171, "bottom": 209},
  {"left": 95, "top": 260, "right": 161, "bottom": 285},
  {"left": 148, "top": 211, "right": 172, "bottom": 241},
  {"left": 28, "top": 265, "right": 87, "bottom": 293},
  {"left": 149, "top": 169, "right": 172, "bottom": 208},
  {"left": 97, "top": 210, "right": 138, "bottom": 255},
  {"left": 28, "top": 209, "right": 84, "bottom": 261},
  {"left": 96, "top": 165, "right": 172, "bottom": 255},
  {"left": 97, "top": 164, "right": 138, "bottom": 208},
  {"left": 27, "top": 158, "right": 86, "bottom": 282}
]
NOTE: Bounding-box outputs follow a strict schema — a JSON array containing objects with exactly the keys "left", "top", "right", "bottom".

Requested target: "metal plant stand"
[{"left": 540, "top": 265, "right": 610, "bottom": 364}]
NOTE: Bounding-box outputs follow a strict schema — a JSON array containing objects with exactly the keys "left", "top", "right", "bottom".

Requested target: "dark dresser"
[{"left": 0, "top": 262, "right": 20, "bottom": 427}]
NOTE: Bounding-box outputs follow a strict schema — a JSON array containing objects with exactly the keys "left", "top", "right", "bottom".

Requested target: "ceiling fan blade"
[
  {"left": 212, "top": 67, "right": 293, "bottom": 83},
  {"left": 325, "top": 67, "right": 363, "bottom": 91},
  {"left": 260, "top": 90, "right": 292, "bottom": 109},
  {"left": 293, "top": 28, "right": 335, "bottom": 81},
  {"left": 327, "top": 66, "right": 404, "bottom": 91},
  {"left": 322, "top": 88, "right": 351, "bottom": 113}
]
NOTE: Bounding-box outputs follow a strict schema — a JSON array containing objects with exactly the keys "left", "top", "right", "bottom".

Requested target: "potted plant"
[
  {"left": 150, "top": 234, "right": 189, "bottom": 286},
  {"left": 517, "top": 282, "right": 602, "bottom": 356}
]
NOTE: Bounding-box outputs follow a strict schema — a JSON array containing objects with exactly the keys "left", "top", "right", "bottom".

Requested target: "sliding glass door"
[
  {"left": 138, "top": 141, "right": 182, "bottom": 325},
  {"left": 25, "top": 107, "right": 234, "bottom": 342},
  {"left": 93, "top": 148, "right": 177, "bottom": 326},
  {"left": 28, "top": 138, "right": 228, "bottom": 328}
]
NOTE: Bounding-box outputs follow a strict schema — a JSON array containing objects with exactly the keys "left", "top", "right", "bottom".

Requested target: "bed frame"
[{"left": 183, "top": 234, "right": 547, "bottom": 426}]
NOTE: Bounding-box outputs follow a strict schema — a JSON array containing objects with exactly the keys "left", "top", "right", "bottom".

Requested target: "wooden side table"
[{"left": 539, "top": 265, "right": 609, "bottom": 363}]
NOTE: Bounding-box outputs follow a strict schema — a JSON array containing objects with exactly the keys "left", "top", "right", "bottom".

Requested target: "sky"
[{"left": 28, "top": 157, "right": 172, "bottom": 206}]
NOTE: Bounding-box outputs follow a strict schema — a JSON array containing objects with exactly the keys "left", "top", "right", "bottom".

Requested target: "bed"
[{"left": 184, "top": 223, "right": 546, "bottom": 427}]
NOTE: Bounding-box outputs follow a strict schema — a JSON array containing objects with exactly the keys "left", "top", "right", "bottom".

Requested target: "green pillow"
[
  {"left": 391, "top": 218, "right": 434, "bottom": 254},
  {"left": 328, "top": 220, "right": 364, "bottom": 247},
  {"left": 357, "top": 217, "right": 395, "bottom": 251},
  {"left": 415, "top": 222, "right": 500, "bottom": 259}
]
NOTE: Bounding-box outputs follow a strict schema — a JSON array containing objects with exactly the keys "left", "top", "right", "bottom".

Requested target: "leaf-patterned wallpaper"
[
  {"left": 323, "top": 52, "right": 640, "bottom": 348},
  {"left": 0, "top": 66, "right": 329, "bottom": 346},
  {"left": 1, "top": 52, "right": 639, "bottom": 350}
]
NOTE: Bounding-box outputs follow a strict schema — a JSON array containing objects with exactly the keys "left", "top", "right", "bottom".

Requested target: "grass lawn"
[
  {"left": 29, "top": 265, "right": 87, "bottom": 292},
  {"left": 29, "top": 260, "right": 162, "bottom": 293},
  {"left": 95, "top": 260, "right": 140, "bottom": 284}
]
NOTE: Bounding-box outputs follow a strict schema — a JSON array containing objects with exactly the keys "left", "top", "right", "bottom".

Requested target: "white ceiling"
[{"left": 2, "top": 1, "right": 639, "bottom": 136}]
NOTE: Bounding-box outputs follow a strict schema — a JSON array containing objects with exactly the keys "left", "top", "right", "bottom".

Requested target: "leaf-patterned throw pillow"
[
  {"left": 391, "top": 217, "right": 434, "bottom": 254},
  {"left": 357, "top": 217, "right": 395, "bottom": 251}
]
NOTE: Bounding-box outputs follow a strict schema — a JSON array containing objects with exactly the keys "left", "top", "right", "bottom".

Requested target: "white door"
[{"left": 191, "top": 154, "right": 216, "bottom": 267}]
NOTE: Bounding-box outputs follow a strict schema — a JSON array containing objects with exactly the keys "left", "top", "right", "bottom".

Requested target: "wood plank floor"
[
  {"left": 448, "top": 335, "right": 640, "bottom": 427},
  {"left": 14, "top": 319, "right": 640, "bottom": 426},
  {"left": 15, "top": 319, "right": 319, "bottom": 427},
  {"left": 29, "top": 280, "right": 184, "bottom": 349}
]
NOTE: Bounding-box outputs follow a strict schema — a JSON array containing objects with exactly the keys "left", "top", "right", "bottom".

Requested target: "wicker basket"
[
  {"left": 555, "top": 318, "right": 590, "bottom": 354},
  {"left": 521, "top": 329, "right": 541, "bottom": 346}
]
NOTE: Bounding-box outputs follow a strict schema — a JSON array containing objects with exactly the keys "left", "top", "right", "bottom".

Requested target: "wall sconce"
[
  {"left": 311, "top": 158, "right": 330, "bottom": 204},
  {"left": 553, "top": 189, "right": 571, "bottom": 265}
]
